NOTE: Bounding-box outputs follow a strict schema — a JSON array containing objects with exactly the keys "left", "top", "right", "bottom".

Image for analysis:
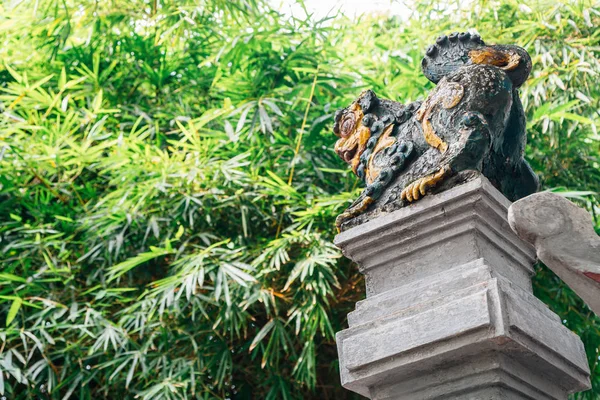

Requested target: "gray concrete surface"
[
  {"left": 509, "top": 191, "right": 600, "bottom": 315},
  {"left": 335, "top": 175, "right": 591, "bottom": 399}
]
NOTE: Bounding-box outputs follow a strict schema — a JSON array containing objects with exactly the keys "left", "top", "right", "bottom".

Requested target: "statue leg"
[
  {"left": 500, "top": 159, "right": 539, "bottom": 202},
  {"left": 402, "top": 64, "right": 512, "bottom": 203},
  {"left": 336, "top": 140, "right": 415, "bottom": 230}
]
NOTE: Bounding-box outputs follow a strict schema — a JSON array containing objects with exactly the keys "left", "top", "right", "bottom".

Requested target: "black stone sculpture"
[{"left": 333, "top": 32, "right": 539, "bottom": 231}]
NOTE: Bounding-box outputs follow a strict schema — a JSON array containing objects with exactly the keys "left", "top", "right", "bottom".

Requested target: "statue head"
[
  {"left": 333, "top": 90, "right": 379, "bottom": 177},
  {"left": 421, "top": 32, "right": 532, "bottom": 88}
]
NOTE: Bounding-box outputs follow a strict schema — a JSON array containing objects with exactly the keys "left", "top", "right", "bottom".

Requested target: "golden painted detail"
[
  {"left": 416, "top": 82, "right": 464, "bottom": 154},
  {"left": 468, "top": 48, "right": 520, "bottom": 71},
  {"left": 352, "top": 126, "right": 370, "bottom": 173},
  {"left": 335, "top": 196, "right": 374, "bottom": 232},
  {"left": 334, "top": 103, "right": 370, "bottom": 173},
  {"left": 365, "top": 124, "right": 395, "bottom": 185},
  {"left": 400, "top": 166, "right": 450, "bottom": 203},
  {"left": 421, "top": 118, "right": 448, "bottom": 153}
]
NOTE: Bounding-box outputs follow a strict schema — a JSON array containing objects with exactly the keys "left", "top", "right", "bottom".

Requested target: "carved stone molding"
[
  {"left": 335, "top": 175, "right": 591, "bottom": 399},
  {"left": 508, "top": 191, "right": 600, "bottom": 315}
]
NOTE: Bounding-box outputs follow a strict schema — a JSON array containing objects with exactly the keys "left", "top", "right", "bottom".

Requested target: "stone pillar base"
[{"left": 335, "top": 176, "right": 591, "bottom": 399}]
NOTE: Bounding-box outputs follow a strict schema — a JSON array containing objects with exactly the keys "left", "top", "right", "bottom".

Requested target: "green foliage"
[{"left": 0, "top": 0, "right": 598, "bottom": 398}]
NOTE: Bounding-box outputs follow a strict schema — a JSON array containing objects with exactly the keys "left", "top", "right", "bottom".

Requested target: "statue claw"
[
  {"left": 401, "top": 166, "right": 450, "bottom": 203},
  {"left": 335, "top": 196, "right": 375, "bottom": 231}
]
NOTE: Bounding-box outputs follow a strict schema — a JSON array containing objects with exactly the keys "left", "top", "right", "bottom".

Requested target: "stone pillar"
[{"left": 335, "top": 176, "right": 591, "bottom": 400}]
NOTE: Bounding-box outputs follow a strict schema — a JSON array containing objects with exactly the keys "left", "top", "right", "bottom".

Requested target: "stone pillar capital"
[{"left": 335, "top": 175, "right": 591, "bottom": 399}]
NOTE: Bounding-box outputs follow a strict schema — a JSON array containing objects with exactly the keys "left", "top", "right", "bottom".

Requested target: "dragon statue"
[{"left": 333, "top": 32, "right": 539, "bottom": 231}]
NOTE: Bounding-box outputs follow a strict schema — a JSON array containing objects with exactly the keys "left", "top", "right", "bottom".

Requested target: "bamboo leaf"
[
  {"left": 249, "top": 319, "right": 275, "bottom": 352},
  {"left": 6, "top": 298, "right": 22, "bottom": 326}
]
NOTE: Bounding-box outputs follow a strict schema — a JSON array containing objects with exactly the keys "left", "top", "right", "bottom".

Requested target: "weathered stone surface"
[
  {"left": 335, "top": 175, "right": 590, "bottom": 399},
  {"left": 508, "top": 191, "right": 600, "bottom": 315},
  {"left": 332, "top": 33, "right": 538, "bottom": 231},
  {"left": 335, "top": 173, "right": 535, "bottom": 295}
]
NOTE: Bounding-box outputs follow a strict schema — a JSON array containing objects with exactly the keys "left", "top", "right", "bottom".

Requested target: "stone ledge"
[
  {"left": 370, "top": 353, "right": 570, "bottom": 400},
  {"left": 348, "top": 259, "right": 492, "bottom": 326},
  {"left": 335, "top": 177, "right": 532, "bottom": 261},
  {"left": 344, "top": 289, "right": 492, "bottom": 371},
  {"left": 337, "top": 271, "right": 590, "bottom": 398},
  {"left": 334, "top": 176, "right": 537, "bottom": 295}
]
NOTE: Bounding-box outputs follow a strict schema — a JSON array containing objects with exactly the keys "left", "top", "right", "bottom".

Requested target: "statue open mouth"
[
  {"left": 333, "top": 101, "right": 371, "bottom": 172},
  {"left": 341, "top": 145, "right": 358, "bottom": 163}
]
